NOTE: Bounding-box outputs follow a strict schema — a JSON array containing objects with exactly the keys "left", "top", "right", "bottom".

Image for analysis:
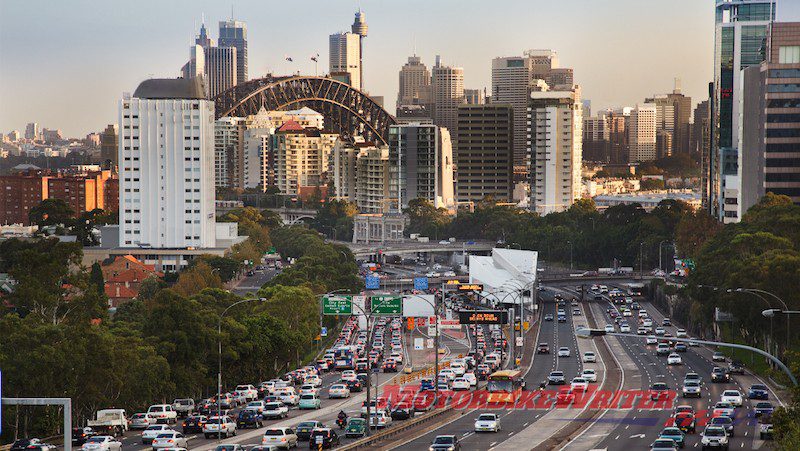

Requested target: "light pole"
[
  {"left": 218, "top": 297, "right": 266, "bottom": 439},
  {"left": 575, "top": 327, "right": 798, "bottom": 386},
  {"left": 727, "top": 289, "right": 775, "bottom": 355},
  {"left": 739, "top": 288, "right": 790, "bottom": 349},
  {"left": 638, "top": 242, "right": 644, "bottom": 279},
  {"left": 567, "top": 240, "right": 573, "bottom": 270}
]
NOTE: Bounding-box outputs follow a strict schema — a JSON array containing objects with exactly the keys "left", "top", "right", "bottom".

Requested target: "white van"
[{"left": 146, "top": 404, "right": 177, "bottom": 424}]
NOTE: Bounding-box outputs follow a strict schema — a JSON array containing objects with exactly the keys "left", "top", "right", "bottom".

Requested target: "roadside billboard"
[{"left": 403, "top": 295, "right": 435, "bottom": 317}]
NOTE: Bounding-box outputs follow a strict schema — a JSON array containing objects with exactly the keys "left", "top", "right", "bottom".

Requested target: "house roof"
[{"left": 276, "top": 120, "right": 305, "bottom": 132}]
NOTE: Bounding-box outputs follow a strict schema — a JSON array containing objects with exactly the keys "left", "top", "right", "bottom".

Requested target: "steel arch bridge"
[{"left": 213, "top": 75, "right": 396, "bottom": 145}]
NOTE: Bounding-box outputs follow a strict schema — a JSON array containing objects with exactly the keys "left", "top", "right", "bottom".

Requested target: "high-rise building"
[
  {"left": 214, "top": 117, "right": 242, "bottom": 189},
  {"left": 7, "top": 130, "right": 20, "bottom": 142},
  {"left": 455, "top": 104, "right": 514, "bottom": 203},
  {"left": 388, "top": 123, "right": 455, "bottom": 211},
  {"left": 351, "top": 10, "right": 368, "bottom": 90},
  {"left": 492, "top": 50, "right": 573, "bottom": 169},
  {"left": 273, "top": 121, "right": 338, "bottom": 196},
  {"left": 528, "top": 86, "right": 583, "bottom": 214},
  {"left": 218, "top": 19, "right": 248, "bottom": 85},
  {"left": 646, "top": 95, "right": 676, "bottom": 158},
  {"left": 645, "top": 80, "right": 693, "bottom": 157},
  {"left": 628, "top": 104, "right": 658, "bottom": 162},
  {"left": 606, "top": 108, "right": 631, "bottom": 164},
  {"left": 25, "top": 122, "right": 39, "bottom": 141},
  {"left": 354, "top": 145, "right": 390, "bottom": 213},
  {"left": 195, "top": 22, "right": 213, "bottom": 48},
  {"left": 100, "top": 124, "right": 119, "bottom": 167},
  {"left": 397, "top": 55, "right": 431, "bottom": 108},
  {"left": 181, "top": 44, "right": 206, "bottom": 80},
  {"left": 464, "top": 89, "right": 485, "bottom": 105},
  {"left": 204, "top": 46, "right": 237, "bottom": 98},
  {"left": 119, "top": 78, "right": 216, "bottom": 248},
  {"left": 582, "top": 115, "right": 611, "bottom": 162},
  {"left": 431, "top": 57, "right": 464, "bottom": 141},
  {"left": 692, "top": 99, "right": 711, "bottom": 157},
  {"left": 330, "top": 32, "right": 362, "bottom": 91},
  {"left": 214, "top": 108, "right": 275, "bottom": 191},
  {"left": 709, "top": 0, "right": 775, "bottom": 220}
]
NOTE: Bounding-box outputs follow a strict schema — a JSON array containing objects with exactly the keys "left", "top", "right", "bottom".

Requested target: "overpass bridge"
[
  {"left": 341, "top": 240, "right": 496, "bottom": 258},
  {"left": 267, "top": 207, "right": 318, "bottom": 225}
]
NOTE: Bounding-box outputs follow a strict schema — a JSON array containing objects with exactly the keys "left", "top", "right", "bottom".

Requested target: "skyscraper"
[
  {"left": 464, "top": 89, "right": 485, "bottom": 105},
  {"left": 100, "top": 124, "right": 119, "bottom": 167},
  {"left": 645, "top": 80, "right": 693, "bottom": 157},
  {"left": 329, "top": 32, "right": 362, "bottom": 91},
  {"left": 218, "top": 19, "right": 248, "bottom": 85},
  {"left": 397, "top": 55, "right": 431, "bottom": 108},
  {"left": 204, "top": 46, "right": 237, "bottom": 98},
  {"left": 351, "top": 10, "right": 368, "bottom": 90},
  {"left": 492, "top": 50, "right": 573, "bottom": 169},
  {"left": 528, "top": 86, "right": 583, "bottom": 215},
  {"left": 456, "top": 104, "right": 514, "bottom": 203},
  {"left": 118, "top": 78, "right": 216, "bottom": 249},
  {"left": 388, "top": 123, "right": 455, "bottom": 211},
  {"left": 709, "top": 0, "right": 775, "bottom": 220},
  {"left": 25, "top": 122, "right": 39, "bottom": 141},
  {"left": 273, "top": 121, "right": 338, "bottom": 196},
  {"left": 582, "top": 115, "right": 611, "bottom": 162},
  {"left": 431, "top": 56, "right": 464, "bottom": 141},
  {"left": 627, "top": 104, "right": 658, "bottom": 163}
]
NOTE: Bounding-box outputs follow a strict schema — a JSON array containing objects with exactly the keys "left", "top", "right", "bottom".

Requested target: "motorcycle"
[{"left": 336, "top": 416, "right": 347, "bottom": 429}]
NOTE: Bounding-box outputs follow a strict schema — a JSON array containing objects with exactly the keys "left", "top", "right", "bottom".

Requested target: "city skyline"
[{"left": 3, "top": 0, "right": 799, "bottom": 137}]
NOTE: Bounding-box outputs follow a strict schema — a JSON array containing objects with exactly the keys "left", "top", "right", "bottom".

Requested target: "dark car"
[
  {"left": 673, "top": 413, "right": 696, "bottom": 433},
  {"left": 420, "top": 378, "right": 436, "bottom": 391},
  {"left": 308, "top": 428, "right": 339, "bottom": 449},
  {"left": 711, "top": 367, "right": 730, "bottom": 383},
  {"left": 382, "top": 360, "right": 398, "bottom": 373},
  {"left": 71, "top": 427, "right": 96, "bottom": 445},
  {"left": 748, "top": 384, "right": 769, "bottom": 400},
  {"left": 182, "top": 415, "right": 208, "bottom": 433},
  {"left": 391, "top": 403, "right": 414, "bottom": 420},
  {"left": 430, "top": 434, "right": 461, "bottom": 451},
  {"left": 296, "top": 421, "right": 324, "bottom": 441},
  {"left": 537, "top": 343, "right": 550, "bottom": 354},
  {"left": 728, "top": 361, "right": 745, "bottom": 375},
  {"left": 345, "top": 379, "right": 363, "bottom": 392},
  {"left": 674, "top": 343, "right": 687, "bottom": 353},
  {"left": 236, "top": 409, "right": 263, "bottom": 429},
  {"left": 710, "top": 416, "right": 734, "bottom": 436},
  {"left": 650, "top": 383, "right": 669, "bottom": 401},
  {"left": 755, "top": 402, "right": 775, "bottom": 417},
  {"left": 11, "top": 439, "right": 42, "bottom": 451},
  {"left": 544, "top": 313, "right": 554, "bottom": 321}
]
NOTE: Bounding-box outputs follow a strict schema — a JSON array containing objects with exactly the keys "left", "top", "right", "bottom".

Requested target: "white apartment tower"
[
  {"left": 119, "top": 78, "right": 215, "bottom": 248},
  {"left": 628, "top": 104, "right": 658, "bottom": 162},
  {"left": 528, "top": 86, "right": 583, "bottom": 215},
  {"left": 329, "top": 32, "right": 362, "bottom": 91}
]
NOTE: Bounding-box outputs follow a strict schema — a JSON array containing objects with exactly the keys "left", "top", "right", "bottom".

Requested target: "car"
[
  {"left": 581, "top": 351, "right": 596, "bottom": 363},
  {"left": 277, "top": 388, "right": 298, "bottom": 405},
  {"left": 11, "top": 439, "right": 45, "bottom": 451},
  {"left": 261, "top": 427, "right": 298, "bottom": 450},
  {"left": 382, "top": 359, "right": 398, "bottom": 372},
  {"left": 341, "top": 370, "right": 357, "bottom": 381},
  {"left": 655, "top": 327, "right": 666, "bottom": 336},
  {"left": 688, "top": 338, "right": 700, "bottom": 346},
  {"left": 709, "top": 416, "right": 734, "bottom": 437},
  {"left": 213, "top": 446, "right": 244, "bottom": 451},
  {"left": 81, "top": 436, "right": 122, "bottom": 451},
  {"left": 571, "top": 377, "right": 589, "bottom": 392},
  {"left": 700, "top": 426, "right": 729, "bottom": 449},
  {"left": 646, "top": 336, "right": 658, "bottom": 345},
  {"left": 328, "top": 384, "right": 351, "bottom": 399},
  {"left": 151, "top": 432, "right": 187, "bottom": 450},
  {"left": 673, "top": 412, "right": 696, "bottom": 434},
  {"left": 674, "top": 343, "right": 688, "bottom": 353},
  {"left": 463, "top": 372, "right": 477, "bottom": 387},
  {"left": 556, "top": 388, "right": 575, "bottom": 405},
  {"left": 712, "top": 402, "right": 735, "bottom": 418},
  {"left": 544, "top": 313, "right": 554, "bottom": 321},
  {"left": 369, "top": 411, "right": 392, "bottom": 428},
  {"left": 676, "top": 328, "right": 687, "bottom": 338},
  {"left": 235, "top": 384, "right": 258, "bottom": 401},
  {"left": 558, "top": 347, "right": 571, "bottom": 357},
  {"left": 181, "top": 415, "right": 208, "bottom": 433},
  {"left": 439, "top": 368, "right": 457, "bottom": 381},
  {"left": 620, "top": 324, "right": 631, "bottom": 333},
  {"left": 474, "top": 413, "right": 501, "bottom": 433},
  {"left": 650, "top": 438, "right": 679, "bottom": 451},
  {"left": 452, "top": 377, "right": 471, "bottom": 391},
  {"left": 548, "top": 371, "right": 566, "bottom": 385},
  {"left": 650, "top": 383, "right": 670, "bottom": 401},
  {"left": 712, "top": 352, "right": 726, "bottom": 362},
  {"left": 344, "top": 378, "right": 363, "bottom": 392},
  {"left": 203, "top": 416, "right": 237, "bottom": 439},
  {"left": 262, "top": 401, "right": 289, "bottom": 420},
  {"left": 172, "top": 399, "right": 195, "bottom": 418},
  {"left": 657, "top": 343, "right": 671, "bottom": 356},
  {"left": 581, "top": 369, "right": 597, "bottom": 382},
  {"left": 720, "top": 390, "right": 743, "bottom": 406},
  {"left": 299, "top": 384, "right": 318, "bottom": 396},
  {"left": 72, "top": 427, "right": 97, "bottom": 446},
  {"left": 659, "top": 427, "right": 685, "bottom": 448},
  {"left": 246, "top": 400, "right": 267, "bottom": 413},
  {"left": 711, "top": 367, "right": 730, "bottom": 383},
  {"left": 141, "top": 425, "right": 172, "bottom": 445},
  {"left": 682, "top": 381, "right": 701, "bottom": 398},
  {"left": 295, "top": 421, "right": 324, "bottom": 441},
  {"left": 557, "top": 314, "right": 567, "bottom": 323},
  {"left": 131, "top": 413, "right": 157, "bottom": 430},
  {"left": 748, "top": 384, "right": 770, "bottom": 400},
  {"left": 727, "top": 361, "right": 745, "bottom": 375},
  {"left": 684, "top": 372, "right": 702, "bottom": 383},
  {"left": 604, "top": 324, "right": 615, "bottom": 333},
  {"left": 147, "top": 404, "right": 178, "bottom": 424},
  {"left": 667, "top": 353, "right": 682, "bottom": 365},
  {"left": 537, "top": 343, "right": 550, "bottom": 354},
  {"left": 760, "top": 423, "right": 774, "bottom": 440},
  {"left": 429, "top": 434, "right": 461, "bottom": 451},
  {"left": 662, "top": 318, "right": 672, "bottom": 326},
  {"left": 573, "top": 308, "right": 581, "bottom": 316},
  {"left": 236, "top": 409, "right": 263, "bottom": 429},
  {"left": 308, "top": 428, "right": 340, "bottom": 449}
]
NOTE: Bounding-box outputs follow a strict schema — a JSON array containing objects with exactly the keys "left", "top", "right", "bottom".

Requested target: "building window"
[{"left": 779, "top": 46, "right": 800, "bottom": 64}]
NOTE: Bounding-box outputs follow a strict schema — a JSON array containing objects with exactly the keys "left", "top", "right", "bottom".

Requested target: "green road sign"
[
  {"left": 371, "top": 295, "right": 402, "bottom": 315},
  {"left": 322, "top": 295, "right": 353, "bottom": 315}
]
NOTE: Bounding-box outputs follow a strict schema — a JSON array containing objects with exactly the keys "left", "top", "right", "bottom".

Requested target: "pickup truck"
[
  {"left": 86, "top": 409, "right": 128, "bottom": 436},
  {"left": 172, "top": 398, "right": 195, "bottom": 417}
]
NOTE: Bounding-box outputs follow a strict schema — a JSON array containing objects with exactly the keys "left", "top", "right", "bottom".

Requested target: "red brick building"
[{"left": 102, "top": 255, "right": 163, "bottom": 307}]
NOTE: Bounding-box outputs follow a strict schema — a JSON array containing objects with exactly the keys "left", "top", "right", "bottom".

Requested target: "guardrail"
[{"left": 337, "top": 404, "right": 456, "bottom": 450}]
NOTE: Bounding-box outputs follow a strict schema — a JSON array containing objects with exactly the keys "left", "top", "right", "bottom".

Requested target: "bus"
[
  {"left": 486, "top": 369, "right": 526, "bottom": 403},
  {"left": 334, "top": 345, "right": 357, "bottom": 370}
]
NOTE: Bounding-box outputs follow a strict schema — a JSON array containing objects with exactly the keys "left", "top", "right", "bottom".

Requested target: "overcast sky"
[{"left": 2, "top": 0, "right": 799, "bottom": 137}]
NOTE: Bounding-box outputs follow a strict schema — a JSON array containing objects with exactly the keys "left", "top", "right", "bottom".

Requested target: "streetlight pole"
[
  {"left": 740, "top": 288, "right": 790, "bottom": 349},
  {"left": 639, "top": 242, "right": 644, "bottom": 279},
  {"left": 728, "top": 289, "right": 775, "bottom": 355},
  {"left": 567, "top": 241, "right": 573, "bottom": 270},
  {"left": 218, "top": 297, "right": 265, "bottom": 440}
]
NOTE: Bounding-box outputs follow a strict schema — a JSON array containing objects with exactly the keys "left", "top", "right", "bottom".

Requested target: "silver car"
[
  {"left": 151, "top": 431, "right": 188, "bottom": 450},
  {"left": 81, "top": 436, "right": 122, "bottom": 451}
]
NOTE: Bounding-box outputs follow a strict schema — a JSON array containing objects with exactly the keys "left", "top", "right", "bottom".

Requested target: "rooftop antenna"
[
  {"left": 412, "top": 35, "right": 416, "bottom": 57},
  {"left": 231, "top": 3, "right": 234, "bottom": 19}
]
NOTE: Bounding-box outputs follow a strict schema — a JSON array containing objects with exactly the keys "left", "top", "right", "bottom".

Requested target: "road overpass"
[{"left": 340, "top": 240, "right": 496, "bottom": 258}]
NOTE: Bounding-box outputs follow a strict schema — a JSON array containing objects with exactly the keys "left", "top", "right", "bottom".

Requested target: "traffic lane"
[{"left": 231, "top": 269, "right": 278, "bottom": 295}]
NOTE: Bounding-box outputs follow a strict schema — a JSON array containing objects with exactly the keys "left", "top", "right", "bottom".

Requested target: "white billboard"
[{"left": 403, "top": 295, "right": 435, "bottom": 317}]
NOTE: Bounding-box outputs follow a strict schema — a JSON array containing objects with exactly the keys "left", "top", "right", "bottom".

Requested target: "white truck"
[{"left": 86, "top": 409, "right": 128, "bottom": 436}]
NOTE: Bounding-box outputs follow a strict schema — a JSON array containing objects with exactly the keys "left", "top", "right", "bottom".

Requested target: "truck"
[{"left": 86, "top": 409, "right": 128, "bottom": 436}]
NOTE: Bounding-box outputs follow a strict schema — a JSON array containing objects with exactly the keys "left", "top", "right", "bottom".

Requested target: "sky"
[{"left": 2, "top": 0, "right": 800, "bottom": 138}]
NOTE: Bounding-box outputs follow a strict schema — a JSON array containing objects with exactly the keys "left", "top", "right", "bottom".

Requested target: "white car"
[
  {"left": 299, "top": 384, "right": 319, "bottom": 396},
  {"left": 581, "top": 369, "right": 597, "bottom": 382},
  {"left": 425, "top": 271, "right": 441, "bottom": 278},
  {"left": 701, "top": 426, "right": 729, "bottom": 449},
  {"left": 147, "top": 404, "right": 177, "bottom": 424},
  {"left": 328, "top": 384, "right": 351, "bottom": 399},
  {"left": 463, "top": 372, "right": 478, "bottom": 387},
  {"left": 620, "top": 324, "right": 631, "bottom": 333},
  {"left": 721, "top": 390, "right": 743, "bottom": 406},
  {"left": 443, "top": 271, "right": 457, "bottom": 277},
  {"left": 262, "top": 427, "right": 299, "bottom": 449},
  {"left": 141, "top": 425, "right": 172, "bottom": 445},
  {"left": 439, "top": 369, "right": 456, "bottom": 381},
  {"left": 582, "top": 352, "right": 596, "bottom": 363},
  {"left": 450, "top": 362, "right": 466, "bottom": 376},
  {"left": 276, "top": 388, "right": 298, "bottom": 406},
  {"left": 151, "top": 431, "right": 188, "bottom": 450},
  {"left": 639, "top": 310, "right": 648, "bottom": 318},
  {"left": 558, "top": 347, "right": 571, "bottom": 357},
  {"left": 390, "top": 352, "right": 404, "bottom": 364},
  {"left": 82, "top": 436, "right": 122, "bottom": 451},
  {"left": 571, "top": 377, "right": 589, "bottom": 392},
  {"left": 676, "top": 328, "right": 687, "bottom": 338},
  {"left": 452, "top": 377, "right": 471, "bottom": 391},
  {"left": 645, "top": 336, "right": 658, "bottom": 345},
  {"left": 688, "top": 338, "right": 700, "bottom": 346},
  {"left": 667, "top": 353, "right": 682, "bottom": 365},
  {"left": 235, "top": 384, "right": 258, "bottom": 401},
  {"left": 655, "top": 327, "right": 666, "bottom": 336},
  {"left": 305, "top": 375, "right": 322, "bottom": 387},
  {"left": 637, "top": 327, "right": 648, "bottom": 335},
  {"left": 604, "top": 324, "right": 615, "bottom": 333},
  {"left": 262, "top": 402, "right": 289, "bottom": 419},
  {"left": 369, "top": 411, "right": 392, "bottom": 428},
  {"left": 130, "top": 413, "right": 156, "bottom": 430},
  {"left": 246, "top": 400, "right": 266, "bottom": 413},
  {"left": 622, "top": 310, "right": 632, "bottom": 317},
  {"left": 341, "top": 370, "right": 357, "bottom": 381},
  {"left": 474, "top": 413, "right": 501, "bottom": 432},
  {"left": 202, "top": 416, "right": 237, "bottom": 439}
]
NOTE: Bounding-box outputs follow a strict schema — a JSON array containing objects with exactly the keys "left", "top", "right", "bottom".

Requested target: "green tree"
[
  {"left": 90, "top": 262, "right": 105, "bottom": 297},
  {"left": 28, "top": 198, "right": 75, "bottom": 227},
  {"left": 172, "top": 261, "right": 223, "bottom": 298},
  {"left": 405, "top": 198, "right": 451, "bottom": 239}
]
